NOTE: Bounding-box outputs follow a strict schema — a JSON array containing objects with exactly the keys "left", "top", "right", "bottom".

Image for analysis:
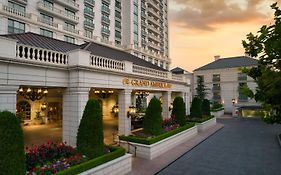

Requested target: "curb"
[
  {"left": 154, "top": 124, "right": 224, "bottom": 175},
  {"left": 277, "top": 134, "right": 281, "bottom": 147}
]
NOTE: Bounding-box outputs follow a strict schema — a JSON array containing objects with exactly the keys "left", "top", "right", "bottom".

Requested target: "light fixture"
[
  {"left": 127, "top": 105, "right": 136, "bottom": 118},
  {"left": 41, "top": 103, "right": 47, "bottom": 111},
  {"left": 232, "top": 98, "right": 236, "bottom": 105},
  {"left": 112, "top": 105, "right": 119, "bottom": 114},
  {"left": 17, "top": 87, "right": 48, "bottom": 101},
  {"left": 169, "top": 103, "right": 173, "bottom": 111},
  {"left": 94, "top": 89, "right": 114, "bottom": 99},
  {"left": 135, "top": 91, "right": 149, "bottom": 98}
]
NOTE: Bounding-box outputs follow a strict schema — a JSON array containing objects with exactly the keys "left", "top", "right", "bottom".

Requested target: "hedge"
[
  {"left": 119, "top": 123, "right": 195, "bottom": 145},
  {"left": 210, "top": 107, "right": 224, "bottom": 112},
  {"left": 57, "top": 146, "right": 125, "bottom": 175},
  {"left": 187, "top": 115, "right": 214, "bottom": 123}
]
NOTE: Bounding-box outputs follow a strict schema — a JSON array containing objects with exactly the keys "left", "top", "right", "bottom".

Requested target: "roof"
[
  {"left": 171, "top": 67, "right": 190, "bottom": 74},
  {"left": 1, "top": 32, "right": 166, "bottom": 71},
  {"left": 194, "top": 56, "right": 258, "bottom": 71}
]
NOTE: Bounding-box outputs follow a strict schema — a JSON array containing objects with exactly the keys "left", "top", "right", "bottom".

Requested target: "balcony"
[
  {"left": 148, "top": 16, "right": 160, "bottom": 27},
  {"left": 212, "top": 77, "right": 220, "bottom": 82},
  {"left": 212, "top": 86, "right": 221, "bottom": 91},
  {"left": 101, "top": 16, "right": 110, "bottom": 25},
  {"left": 37, "top": 17, "right": 58, "bottom": 28},
  {"left": 63, "top": 26, "right": 79, "bottom": 34},
  {"left": 148, "top": 42, "right": 160, "bottom": 51},
  {"left": 238, "top": 75, "right": 247, "bottom": 81},
  {"left": 148, "top": 33, "right": 160, "bottom": 42},
  {"left": 54, "top": 0, "right": 79, "bottom": 11},
  {"left": 141, "top": 30, "right": 148, "bottom": 36},
  {"left": 12, "top": 0, "right": 27, "bottom": 5},
  {"left": 84, "top": 21, "right": 95, "bottom": 30},
  {"left": 101, "top": 6, "right": 110, "bottom": 14},
  {"left": 147, "top": 0, "right": 159, "bottom": 10},
  {"left": 101, "top": 28, "right": 110, "bottom": 35},
  {"left": 85, "top": 0, "right": 95, "bottom": 6},
  {"left": 84, "top": 9, "right": 95, "bottom": 17},
  {"left": 2, "top": 5, "right": 30, "bottom": 18},
  {"left": 103, "top": 0, "right": 110, "bottom": 4},
  {"left": 148, "top": 25, "right": 160, "bottom": 34},
  {"left": 37, "top": 1, "right": 79, "bottom": 24},
  {"left": 148, "top": 7, "right": 160, "bottom": 18}
]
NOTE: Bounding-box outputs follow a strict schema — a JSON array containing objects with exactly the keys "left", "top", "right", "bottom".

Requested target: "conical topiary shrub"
[
  {"left": 202, "top": 99, "right": 211, "bottom": 116},
  {"left": 77, "top": 99, "right": 104, "bottom": 158},
  {"left": 172, "top": 96, "right": 186, "bottom": 126},
  {"left": 190, "top": 97, "right": 202, "bottom": 118},
  {"left": 0, "top": 111, "right": 26, "bottom": 175},
  {"left": 143, "top": 96, "right": 163, "bottom": 135}
]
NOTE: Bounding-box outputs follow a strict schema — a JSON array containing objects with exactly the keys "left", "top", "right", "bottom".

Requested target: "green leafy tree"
[
  {"left": 190, "top": 97, "right": 202, "bottom": 118},
  {"left": 77, "top": 99, "right": 104, "bottom": 158},
  {"left": 172, "top": 97, "right": 186, "bottom": 126},
  {"left": 202, "top": 99, "right": 211, "bottom": 116},
  {"left": 143, "top": 96, "right": 163, "bottom": 135},
  {"left": 196, "top": 76, "right": 209, "bottom": 100},
  {"left": 242, "top": 2, "right": 281, "bottom": 124},
  {"left": 0, "top": 111, "right": 26, "bottom": 174}
]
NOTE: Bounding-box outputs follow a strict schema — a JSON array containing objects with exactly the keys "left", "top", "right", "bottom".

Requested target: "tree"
[
  {"left": 196, "top": 76, "right": 209, "bottom": 100},
  {"left": 172, "top": 97, "right": 186, "bottom": 126},
  {"left": 77, "top": 99, "right": 104, "bottom": 158},
  {"left": 242, "top": 2, "right": 281, "bottom": 124},
  {"left": 0, "top": 111, "right": 26, "bottom": 174},
  {"left": 190, "top": 97, "right": 202, "bottom": 118},
  {"left": 202, "top": 99, "right": 211, "bottom": 116},
  {"left": 143, "top": 96, "right": 163, "bottom": 135}
]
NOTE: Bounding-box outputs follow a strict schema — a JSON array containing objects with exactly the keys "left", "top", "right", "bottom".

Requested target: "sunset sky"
[{"left": 168, "top": 0, "right": 281, "bottom": 72}]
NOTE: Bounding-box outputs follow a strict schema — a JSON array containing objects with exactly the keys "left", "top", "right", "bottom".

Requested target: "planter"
[
  {"left": 120, "top": 126, "right": 198, "bottom": 160},
  {"left": 211, "top": 109, "right": 224, "bottom": 118},
  {"left": 196, "top": 117, "right": 217, "bottom": 132},
  {"left": 78, "top": 154, "right": 132, "bottom": 175}
]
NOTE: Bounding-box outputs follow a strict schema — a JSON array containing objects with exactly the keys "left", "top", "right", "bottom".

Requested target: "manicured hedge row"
[
  {"left": 211, "top": 108, "right": 224, "bottom": 112},
  {"left": 119, "top": 123, "right": 195, "bottom": 145},
  {"left": 187, "top": 116, "right": 214, "bottom": 123},
  {"left": 57, "top": 146, "right": 125, "bottom": 175}
]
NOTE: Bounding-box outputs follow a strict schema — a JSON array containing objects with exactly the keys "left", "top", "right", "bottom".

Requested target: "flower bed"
[
  {"left": 119, "top": 124, "right": 197, "bottom": 159},
  {"left": 25, "top": 142, "right": 127, "bottom": 175}
]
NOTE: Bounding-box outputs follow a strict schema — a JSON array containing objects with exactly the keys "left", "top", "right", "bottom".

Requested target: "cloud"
[{"left": 169, "top": 0, "right": 277, "bottom": 31}]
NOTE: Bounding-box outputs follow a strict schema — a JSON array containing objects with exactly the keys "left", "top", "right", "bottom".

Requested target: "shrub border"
[
  {"left": 187, "top": 115, "right": 214, "bottom": 123},
  {"left": 211, "top": 108, "right": 224, "bottom": 112},
  {"left": 119, "top": 123, "right": 195, "bottom": 145},
  {"left": 56, "top": 146, "right": 125, "bottom": 175}
]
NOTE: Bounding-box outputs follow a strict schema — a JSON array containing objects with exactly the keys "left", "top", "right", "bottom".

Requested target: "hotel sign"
[{"left": 122, "top": 78, "right": 172, "bottom": 89}]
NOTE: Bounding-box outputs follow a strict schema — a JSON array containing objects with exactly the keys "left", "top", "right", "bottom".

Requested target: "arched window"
[{"left": 17, "top": 101, "right": 31, "bottom": 120}]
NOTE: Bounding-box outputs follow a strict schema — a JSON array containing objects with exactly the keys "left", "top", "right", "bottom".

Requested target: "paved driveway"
[{"left": 157, "top": 117, "right": 281, "bottom": 175}]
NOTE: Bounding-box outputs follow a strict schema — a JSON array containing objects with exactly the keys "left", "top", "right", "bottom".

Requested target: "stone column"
[
  {"left": 162, "top": 91, "right": 171, "bottom": 119},
  {"left": 63, "top": 87, "right": 90, "bottom": 147},
  {"left": 118, "top": 89, "right": 132, "bottom": 136},
  {"left": 0, "top": 86, "right": 18, "bottom": 113},
  {"left": 184, "top": 92, "right": 190, "bottom": 115}
]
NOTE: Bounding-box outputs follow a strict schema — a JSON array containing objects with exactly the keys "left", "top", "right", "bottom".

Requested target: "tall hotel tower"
[{"left": 0, "top": 0, "right": 170, "bottom": 69}]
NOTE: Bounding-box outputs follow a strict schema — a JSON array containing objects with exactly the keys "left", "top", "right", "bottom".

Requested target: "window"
[
  {"left": 102, "top": 34, "right": 109, "bottom": 41},
  {"left": 65, "top": 22, "right": 75, "bottom": 30},
  {"left": 160, "top": 61, "right": 164, "bottom": 68},
  {"left": 238, "top": 82, "right": 248, "bottom": 102},
  {"left": 213, "top": 74, "right": 220, "bottom": 82},
  {"left": 134, "top": 23, "right": 138, "bottom": 33},
  {"left": 8, "top": 19, "right": 25, "bottom": 34},
  {"left": 65, "top": 8, "right": 75, "bottom": 18},
  {"left": 64, "top": 35, "right": 75, "bottom": 44},
  {"left": 40, "top": 13, "right": 53, "bottom": 25},
  {"left": 115, "top": 21, "right": 121, "bottom": 29},
  {"left": 115, "top": 30, "right": 121, "bottom": 39},
  {"left": 154, "top": 59, "right": 158, "bottom": 65},
  {"left": 84, "top": 5, "right": 93, "bottom": 13},
  {"left": 43, "top": 0, "right": 53, "bottom": 8},
  {"left": 148, "top": 57, "right": 153, "bottom": 63},
  {"left": 197, "top": 75, "right": 204, "bottom": 83},
  {"left": 85, "top": 30, "right": 93, "bottom": 38},
  {"left": 142, "top": 55, "right": 146, "bottom": 60},
  {"left": 213, "top": 84, "right": 221, "bottom": 91},
  {"left": 8, "top": 1, "right": 25, "bottom": 12},
  {"left": 40, "top": 28, "right": 53, "bottom": 38}
]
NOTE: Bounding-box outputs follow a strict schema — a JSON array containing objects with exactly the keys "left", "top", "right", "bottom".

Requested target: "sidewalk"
[{"left": 126, "top": 123, "right": 224, "bottom": 175}]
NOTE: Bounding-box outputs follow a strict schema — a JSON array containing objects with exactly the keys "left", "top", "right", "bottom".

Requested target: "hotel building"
[
  {"left": 193, "top": 56, "right": 260, "bottom": 113},
  {"left": 0, "top": 0, "right": 170, "bottom": 69}
]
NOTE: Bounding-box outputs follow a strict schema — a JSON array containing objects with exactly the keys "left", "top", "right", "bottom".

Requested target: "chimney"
[{"left": 214, "top": 55, "right": 221, "bottom": 61}]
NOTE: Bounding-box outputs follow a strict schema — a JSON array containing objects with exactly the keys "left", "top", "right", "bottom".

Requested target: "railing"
[
  {"left": 37, "top": 17, "right": 58, "bottom": 28},
  {"left": 85, "top": 0, "right": 95, "bottom": 6},
  {"left": 90, "top": 55, "right": 125, "bottom": 71},
  {"left": 63, "top": 26, "right": 79, "bottom": 34},
  {"left": 172, "top": 74, "right": 184, "bottom": 81},
  {"left": 16, "top": 44, "right": 68, "bottom": 66},
  {"left": 133, "top": 65, "right": 168, "bottom": 78},
  {"left": 3, "top": 5, "right": 30, "bottom": 18}
]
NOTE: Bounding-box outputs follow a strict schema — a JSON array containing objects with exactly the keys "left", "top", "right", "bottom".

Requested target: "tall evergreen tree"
[
  {"left": 172, "top": 97, "right": 186, "bottom": 126},
  {"left": 77, "top": 99, "right": 104, "bottom": 158},
  {"left": 143, "top": 96, "right": 163, "bottom": 135},
  {"left": 196, "top": 76, "right": 208, "bottom": 100}
]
